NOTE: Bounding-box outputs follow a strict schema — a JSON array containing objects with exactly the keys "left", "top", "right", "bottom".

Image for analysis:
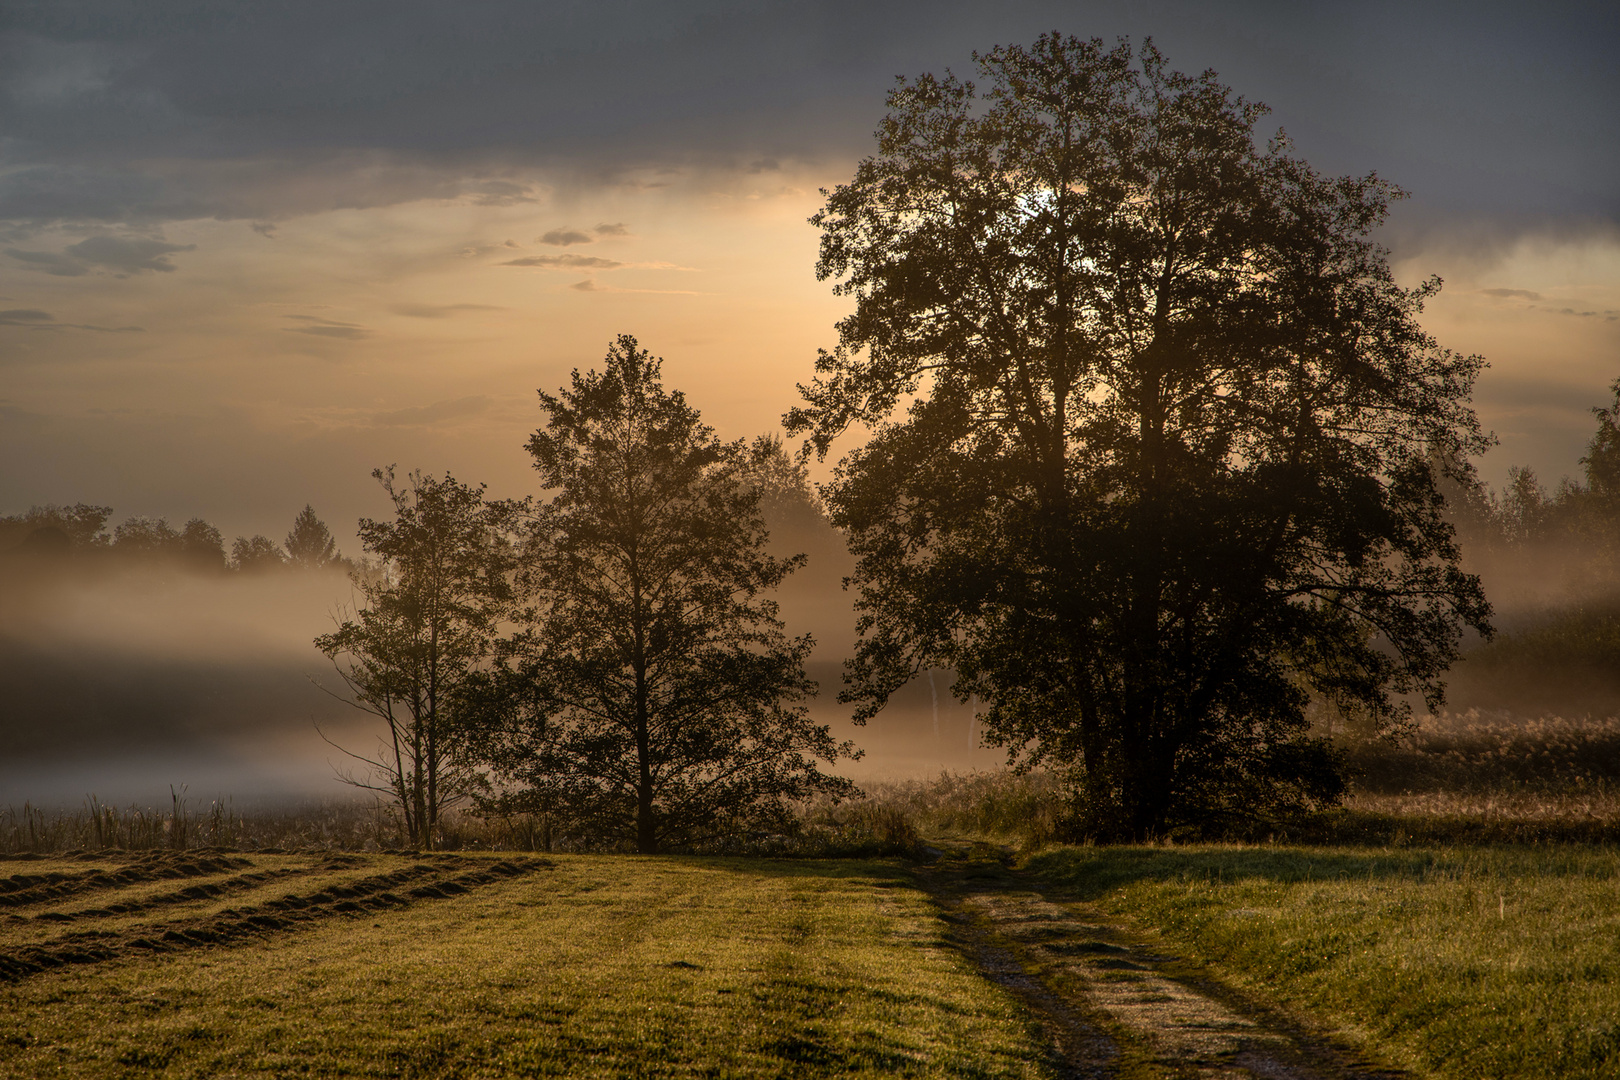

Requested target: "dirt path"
[{"left": 913, "top": 842, "right": 1406, "bottom": 1080}]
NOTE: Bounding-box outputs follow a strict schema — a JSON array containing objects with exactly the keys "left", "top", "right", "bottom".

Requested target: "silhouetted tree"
[
  {"left": 315, "top": 468, "right": 520, "bottom": 849},
  {"left": 109, "top": 515, "right": 225, "bottom": 572},
  {"left": 285, "top": 505, "right": 344, "bottom": 570},
  {"left": 786, "top": 35, "right": 1492, "bottom": 838},
  {"left": 0, "top": 504, "right": 112, "bottom": 552},
  {"left": 231, "top": 535, "right": 287, "bottom": 572},
  {"left": 490, "top": 336, "right": 857, "bottom": 853},
  {"left": 179, "top": 518, "right": 226, "bottom": 572}
]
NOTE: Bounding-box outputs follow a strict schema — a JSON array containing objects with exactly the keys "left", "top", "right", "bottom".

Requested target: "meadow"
[
  {"left": 1, "top": 850, "right": 1047, "bottom": 1079},
  {"left": 6, "top": 714, "right": 1620, "bottom": 1078}
]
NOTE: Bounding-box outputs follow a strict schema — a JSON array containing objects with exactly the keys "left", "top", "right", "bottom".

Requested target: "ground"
[{"left": 3, "top": 842, "right": 1617, "bottom": 1078}]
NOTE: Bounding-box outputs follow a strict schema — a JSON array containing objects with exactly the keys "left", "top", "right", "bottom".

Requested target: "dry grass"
[
  {"left": 0, "top": 852, "right": 1049, "bottom": 1079},
  {"left": 1344, "top": 710, "right": 1620, "bottom": 794},
  {"left": 13, "top": 710, "right": 1620, "bottom": 855}
]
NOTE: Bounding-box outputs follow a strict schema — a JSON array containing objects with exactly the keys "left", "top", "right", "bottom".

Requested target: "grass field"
[
  {"left": 9, "top": 746, "right": 1620, "bottom": 1079},
  {"left": 0, "top": 850, "right": 1048, "bottom": 1079},
  {"left": 1026, "top": 843, "right": 1620, "bottom": 1079}
]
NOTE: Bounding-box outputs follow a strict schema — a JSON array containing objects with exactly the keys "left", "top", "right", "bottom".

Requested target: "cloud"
[
  {"left": 5, "top": 234, "right": 194, "bottom": 276},
  {"left": 1481, "top": 288, "right": 1543, "bottom": 300},
  {"left": 286, "top": 315, "right": 370, "bottom": 340},
  {"left": 539, "top": 228, "right": 593, "bottom": 246},
  {"left": 65, "top": 235, "right": 194, "bottom": 274},
  {"left": 0, "top": 309, "right": 55, "bottom": 325},
  {"left": 0, "top": 307, "right": 142, "bottom": 332},
  {"left": 566, "top": 280, "right": 701, "bottom": 295},
  {"left": 595, "top": 222, "right": 629, "bottom": 236},
  {"left": 0, "top": 1, "right": 1613, "bottom": 250},
  {"left": 469, "top": 180, "right": 537, "bottom": 206},
  {"left": 251, "top": 221, "right": 277, "bottom": 238},
  {"left": 372, "top": 395, "right": 492, "bottom": 426},
  {"left": 388, "top": 302, "right": 505, "bottom": 318},
  {"left": 4, "top": 248, "right": 88, "bottom": 276},
  {"left": 501, "top": 254, "right": 621, "bottom": 269}
]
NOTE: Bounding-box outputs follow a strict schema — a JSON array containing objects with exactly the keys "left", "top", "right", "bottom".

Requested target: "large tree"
[
  {"left": 786, "top": 35, "right": 1492, "bottom": 838},
  {"left": 490, "top": 335, "right": 857, "bottom": 853},
  {"left": 315, "top": 468, "right": 520, "bottom": 849}
]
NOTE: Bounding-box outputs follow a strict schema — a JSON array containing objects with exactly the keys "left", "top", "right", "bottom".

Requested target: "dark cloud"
[
  {"left": 5, "top": 248, "right": 88, "bottom": 276},
  {"left": 0, "top": 307, "right": 142, "bottom": 332},
  {"left": 469, "top": 180, "right": 538, "bottom": 206},
  {"left": 1482, "top": 288, "right": 1543, "bottom": 300},
  {"left": 65, "top": 235, "right": 194, "bottom": 273},
  {"left": 388, "top": 302, "right": 505, "bottom": 318},
  {"left": 285, "top": 315, "right": 369, "bottom": 340},
  {"left": 372, "top": 396, "right": 492, "bottom": 427},
  {"left": 0, "top": 309, "right": 55, "bottom": 325},
  {"left": 4, "top": 234, "right": 193, "bottom": 276},
  {"left": 595, "top": 222, "right": 629, "bottom": 236},
  {"left": 0, "top": 1, "right": 1612, "bottom": 244},
  {"left": 570, "top": 279, "right": 602, "bottom": 292},
  {"left": 501, "top": 254, "right": 621, "bottom": 269},
  {"left": 539, "top": 228, "right": 593, "bottom": 246}
]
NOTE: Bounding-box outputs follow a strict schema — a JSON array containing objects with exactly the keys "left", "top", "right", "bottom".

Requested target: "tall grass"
[
  {"left": 0, "top": 792, "right": 535, "bottom": 855},
  {"left": 12, "top": 711, "right": 1620, "bottom": 855},
  {"left": 1344, "top": 710, "right": 1620, "bottom": 794}
]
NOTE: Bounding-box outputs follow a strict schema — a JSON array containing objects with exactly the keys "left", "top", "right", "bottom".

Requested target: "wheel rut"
[{"left": 913, "top": 843, "right": 1405, "bottom": 1080}]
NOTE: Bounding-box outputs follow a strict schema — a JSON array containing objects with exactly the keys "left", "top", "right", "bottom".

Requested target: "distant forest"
[{"left": 0, "top": 503, "right": 351, "bottom": 575}]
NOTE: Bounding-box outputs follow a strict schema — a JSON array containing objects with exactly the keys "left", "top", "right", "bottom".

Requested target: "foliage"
[
  {"left": 285, "top": 504, "right": 345, "bottom": 570},
  {"left": 787, "top": 34, "right": 1491, "bottom": 838},
  {"left": 0, "top": 503, "right": 113, "bottom": 552},
  {"left": 1459, "top": 379, "right": 1620, "bottom": 589},
  {"left": 0, "top": 500, "right": 348, "bottom": 578},
  {"left": 229, "top": 533, "right": 286, "bottom": 571},
  {"left": 486, "top": 335, "right": 858, "bottom": 853},
  {"left": 106, "top": 515, "right": 226, "bottom": 571},
  {"left": 315, "top": 468, "right": 521, "bottom": 849}
]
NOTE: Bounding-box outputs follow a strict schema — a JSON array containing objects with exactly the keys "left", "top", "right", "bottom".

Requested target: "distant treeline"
[
  {"left": 0, "top": 503, "right": 351, "bottom": 574},
  {"left": 1444, "top": 380, "right": 1620, "bottom": 596},
  {"left": 1427, "top": 383, "right": 1620, "bottom": 718}
]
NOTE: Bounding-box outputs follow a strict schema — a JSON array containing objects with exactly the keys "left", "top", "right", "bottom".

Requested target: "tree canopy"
[
  {"left": 786, "top": 34, "right": 1492, "bottom": 838},
  {"left": 488, "top": 335, "right": 857, "bottom": 853}
]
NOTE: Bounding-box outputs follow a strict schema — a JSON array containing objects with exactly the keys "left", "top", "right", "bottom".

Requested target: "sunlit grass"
[
  {"left": 1027, "top": 843, "right": 1620, "bottom": 1080},
  {"left": 0, "top": 853, "right": 1049, "bottom": 1079}
]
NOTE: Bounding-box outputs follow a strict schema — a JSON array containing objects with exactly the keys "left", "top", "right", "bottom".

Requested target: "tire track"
[
  {"left": 914, "top": 844, "right": 1404, "bottom": 1080},
  {"left": 0, "top": 856, "right": 551, "bottom": 983}
]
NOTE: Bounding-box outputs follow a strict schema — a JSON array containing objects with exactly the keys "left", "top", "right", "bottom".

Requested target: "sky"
[
  {"left": 1, "top": 0, "right": 1618, "bottom": 804},
  {"left": 2, "top": 0, "right": 1618, "bottom": 545}
]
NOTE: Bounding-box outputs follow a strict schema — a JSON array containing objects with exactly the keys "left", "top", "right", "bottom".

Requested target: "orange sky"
[{"left": 4, "top": 165, "right": 1616, "bottom": 550}]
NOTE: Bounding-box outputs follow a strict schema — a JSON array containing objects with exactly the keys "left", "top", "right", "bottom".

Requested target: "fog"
[
  {"left": 0, "top": 563, "right": 373, "bottom": 807},
  {"left": 0, "top": 514, "right": 1004, "bottom": 811},
  {"left": 9, "top": 446, "right": 1615, "bottom": 812}
]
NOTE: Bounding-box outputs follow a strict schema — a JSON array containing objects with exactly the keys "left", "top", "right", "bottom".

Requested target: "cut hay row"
[{"left": 0, "top": 855, "right": 550, "bottom": 984}]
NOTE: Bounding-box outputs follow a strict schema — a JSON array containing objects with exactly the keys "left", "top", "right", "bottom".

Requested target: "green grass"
[
  {"left": 1026, "top": 843, "right": 1620, "bottom": 1079},
  {"left": 0, "top": 852, "right": 1049, "bottom": 1079}
]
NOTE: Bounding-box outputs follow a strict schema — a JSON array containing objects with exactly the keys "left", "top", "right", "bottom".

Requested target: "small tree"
[
  {"left": 491, "top": 335, "right": 857, "bottom": 853},
  {"left": 315, "top": 468, "right": 519, "bottom": 849},
  {"left": 286, "top": 505, "right": 344, "bottom": 570}
]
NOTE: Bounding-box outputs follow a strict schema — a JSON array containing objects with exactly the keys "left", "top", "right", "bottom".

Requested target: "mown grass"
[
  {"left": 0, "top": 852, "right": 1049, "bottom": 1079},
  {"left": 1026, "top": 843, "right": 1620, "bottom": 1080}
]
